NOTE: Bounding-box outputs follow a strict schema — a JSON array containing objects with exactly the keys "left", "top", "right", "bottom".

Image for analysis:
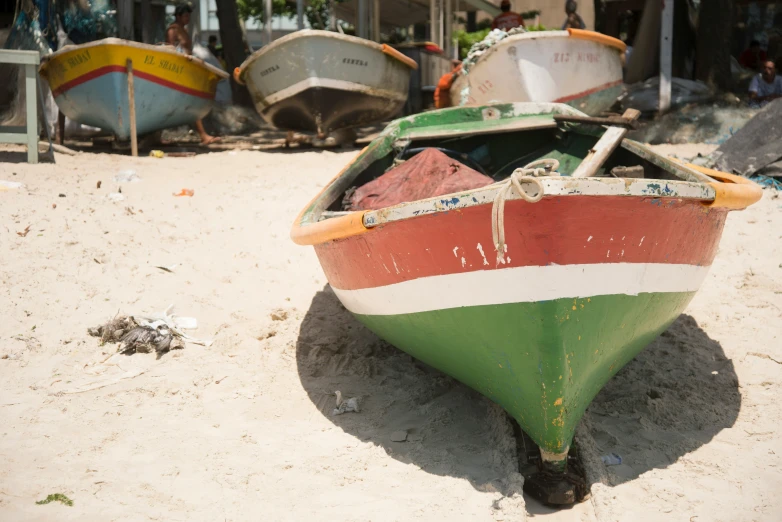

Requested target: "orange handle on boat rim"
[
  {"left": 233, "top": 67, "right": 245, "bottom": 85},
  {"left": 381, "top": 45, "right": 418, "bottom": 70},
  {"left": 684, "top": 164, "right": 764, "bottom": 210}
]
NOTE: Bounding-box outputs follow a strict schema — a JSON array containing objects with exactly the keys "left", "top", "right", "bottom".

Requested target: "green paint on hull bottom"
[{"left": 352, "top": 291, "right": 696, "bottom": 453}]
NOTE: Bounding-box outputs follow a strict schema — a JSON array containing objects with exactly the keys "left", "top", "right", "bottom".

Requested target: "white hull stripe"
[
  {"left": 331, "top": 263, "right": 710, "bottom": 317},
  {"left": 259, "top": 77, "right": 407, "bottom": 107}
]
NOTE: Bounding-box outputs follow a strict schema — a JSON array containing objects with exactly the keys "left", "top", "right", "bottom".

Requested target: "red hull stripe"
[
  {"left": 52, "top": 65, "right": 212, "bottom": 99},
  {"left": 315, "top": 195, "right": 727, "bottom": 291},
  {"left": 554, "top": 80, "right": 623, "bottom": 104}
]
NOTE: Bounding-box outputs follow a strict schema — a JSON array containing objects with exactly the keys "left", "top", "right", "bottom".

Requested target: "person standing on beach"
[
  {"left": 491, "top": 0, "right": 525, "bottom": 31},
  {"left": 166, "top": 4, "right": 221, "bottom": 145},
  {"left": 561, "top": 1, "right": 586, "bottom": 30}
]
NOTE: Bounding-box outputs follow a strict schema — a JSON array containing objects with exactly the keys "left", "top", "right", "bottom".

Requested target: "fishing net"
[
  {"left": 460, "top": 26, "right": 528, "bottom": 74},
  {"left": 60, "top": 0, "right": 118, "bottom": 45},
  {"left": 0, "top": 0, "right": 55, "bottom": 133},
  {"left": 345, "top": 148, "right": 494, "bottom": 211},
  {"left": 1, "top": 0, "right": 118, "bottom": 138}
]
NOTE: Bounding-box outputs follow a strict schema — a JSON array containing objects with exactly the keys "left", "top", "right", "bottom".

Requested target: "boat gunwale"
[
  {"left": 38, "top": 38, "right": 229, "bottom": 79},
  {"left": 290, "top": 103, "right": 760, "bottom": 247},
  {"left": 459, "top": 29, "right": 626, "bottom": 61},
  {"left": 236, "top": 29, "right": 415, "bottom": 82}
]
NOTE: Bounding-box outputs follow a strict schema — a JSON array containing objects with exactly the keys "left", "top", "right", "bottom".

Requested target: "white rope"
[{"left": 491, "top": 159, "right": 560, "bottom": 266}]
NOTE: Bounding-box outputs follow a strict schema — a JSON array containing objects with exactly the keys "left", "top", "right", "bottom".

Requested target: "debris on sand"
[
  {"left": 88, "top": 305, "right": 211, "bottom": 355},
  {"left": 390, "top": 430, "right": 408, "bottom": 442},
  {"left": 35, "top": 493, "right": 73, "bottom": 507},
  {"left": 332, "top": 390, "right": 360, "bottom": 415},
  {"left": 114, "top": 170, "right": 141, "bottom": 183},
  {"left": 0, "top": 180, "right": 25, "bottom": 191}
]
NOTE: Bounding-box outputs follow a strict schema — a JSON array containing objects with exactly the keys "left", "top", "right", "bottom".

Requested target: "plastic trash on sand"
[
  {"left": 601, "top": 453, "right": 623, "bottom": 466},
  {"left": 332, "top": 391, "right": 360, "bottom": 415},
  {"left": 345, "top": 148, "right": 494, "bottom": 211},
  {"left": 107, "top": 192, "right": 125, "bottom": 202},
  {"left": 87, "top": 304, "right": 212, "bottom": 355},
  {"left": 0, "top": 180, "right": 25, "bottom": 191},
  {"left": 115, "top": 170, "right": 141, "bottom": 183},
  {"left": 149, "top": 150, "right": 165, "bottom": 158},
  {"left": 173, "top": 189, "right": 195, "bottom": 197}
]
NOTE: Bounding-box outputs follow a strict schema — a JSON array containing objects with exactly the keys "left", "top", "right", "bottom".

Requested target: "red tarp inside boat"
[{"left": 347, "top": 148, "right": 494, "bottom": 211}]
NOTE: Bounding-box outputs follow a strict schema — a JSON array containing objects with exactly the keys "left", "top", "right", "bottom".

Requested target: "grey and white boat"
[{"left": 235, "top": 30, "right": 417, "bottom": 137}]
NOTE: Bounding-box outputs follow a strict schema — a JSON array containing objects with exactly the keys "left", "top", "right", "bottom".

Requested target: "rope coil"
[{"left": 491, "top": 159, "right": 560, "bottom": 266}]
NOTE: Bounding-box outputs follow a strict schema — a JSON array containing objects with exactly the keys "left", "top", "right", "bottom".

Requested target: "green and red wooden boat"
[{"left": 291, "top": 102, "right": 761, "bottom": 503}]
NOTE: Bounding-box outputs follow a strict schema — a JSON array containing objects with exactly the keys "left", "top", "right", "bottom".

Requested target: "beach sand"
[{"left": 1, "top": 142, "right": 780, "bottom": 521}]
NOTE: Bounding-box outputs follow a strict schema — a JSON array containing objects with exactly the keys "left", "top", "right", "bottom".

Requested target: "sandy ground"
[{"left": 1, "top": 142, "right": 781, "bottom": 521}]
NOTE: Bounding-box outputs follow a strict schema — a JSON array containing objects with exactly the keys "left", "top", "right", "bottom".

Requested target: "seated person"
[{"left": 749, "top": 60, "right": 782, "bottom": 106}]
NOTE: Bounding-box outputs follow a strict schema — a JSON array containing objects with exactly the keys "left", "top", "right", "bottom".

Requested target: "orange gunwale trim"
[
  {"left": 290, "top": 210, "right": 368, "bottom": 246},
  {"left": 233, "top": 67, "right": 245, "bottom": 85},
  {"left": 685, "top": 164, "right": 763, "bottom": 210},
  {"left": 292, "top": 145, "right": 760, "bottom": 247},
  {"left": 291, "top": 147, "right": 370, "bottom": 246},
  {"left": 567, "top": 29, "right": 626, "bottom": 54},
  {"left": 382, "top": 44, "right": 419, "bottom": 70}
]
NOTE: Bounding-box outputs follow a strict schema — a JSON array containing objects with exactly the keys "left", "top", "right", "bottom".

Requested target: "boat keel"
[{"left": 523, "top": 447, "right": 589, "bottom": 506}]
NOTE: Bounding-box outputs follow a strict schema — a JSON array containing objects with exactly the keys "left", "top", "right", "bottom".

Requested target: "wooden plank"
[
  {"left": 0, "top": 126, "right": 27, "bottom": 134},
  {"left": 25, "top": 64, "right": 38, "bottom": 164},
  {"left": 621, "top": 139, "right": 717, "bottom": 184},
  {"left": 0, "top": 49, "right": 40, "bottom": 65},
  {"left": 401, "top": 116, "right": 556, "bottom": 141},
  {"left": 553, "top": 114, "right": 639, "bottom": 129},
  {"left": 127, "top": 59, "right": 138, "bottom": 157},
  {"left": 0, "top": 133, "right": 28, "bottom": 143},
  {"left": 571, "top": 109, "right": 641, "bottom": 178}
]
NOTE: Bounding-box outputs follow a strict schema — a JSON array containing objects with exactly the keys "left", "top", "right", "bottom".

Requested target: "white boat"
[
  {"left": 235, "top": 30, "right": 417, "bottom": 137},
  {"left": 449, "top": 29, "right": 625, "bottom": 115}
]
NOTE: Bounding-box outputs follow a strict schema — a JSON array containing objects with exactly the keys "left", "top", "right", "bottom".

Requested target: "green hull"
[{"left": 354, "top": 291, "right": 696, "bottom": 454}]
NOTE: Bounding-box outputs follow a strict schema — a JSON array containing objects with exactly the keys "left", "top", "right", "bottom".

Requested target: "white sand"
[{"left": 1, "top": 143, "right": 780, "bottom": 521}]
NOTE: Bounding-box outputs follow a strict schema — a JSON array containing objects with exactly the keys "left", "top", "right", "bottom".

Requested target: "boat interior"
[{"left": 325, "top": 115, "right": 712, "bottom": 214}]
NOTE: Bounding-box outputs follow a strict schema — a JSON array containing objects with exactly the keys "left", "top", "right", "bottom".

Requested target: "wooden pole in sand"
[
  {"left": 126, "top": 59, "right": 138, "bottom": 157},
  {"left": 659, "top": 0, "right": 674, "bottom": 114}
]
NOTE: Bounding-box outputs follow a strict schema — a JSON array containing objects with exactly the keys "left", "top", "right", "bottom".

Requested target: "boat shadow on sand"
[{"left": 296, "top": 285, "right": 741, "bottom": 492}]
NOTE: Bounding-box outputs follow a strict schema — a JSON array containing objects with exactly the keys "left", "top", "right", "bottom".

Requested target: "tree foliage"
[{"left": 237, "top": 0, "right": 348, "bottom": 30}]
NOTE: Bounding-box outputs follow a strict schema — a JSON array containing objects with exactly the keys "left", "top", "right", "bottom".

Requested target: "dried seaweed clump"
[{"left": 88, "top": 315, "right": 184, "bottom": 355}]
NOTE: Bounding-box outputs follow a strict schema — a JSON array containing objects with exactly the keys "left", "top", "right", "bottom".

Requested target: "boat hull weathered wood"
[
  {"left": 291, "top": 102, "right": 761, "bottom": 503},
  {"left": 39, "top": 39, "right": 228, "bottom": 140},
  {"left": 236, "top": 30, "right": 417, "bottom": 136},
  {"left": 451, "top": 30, "right": 625, "bottom": 115}
]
